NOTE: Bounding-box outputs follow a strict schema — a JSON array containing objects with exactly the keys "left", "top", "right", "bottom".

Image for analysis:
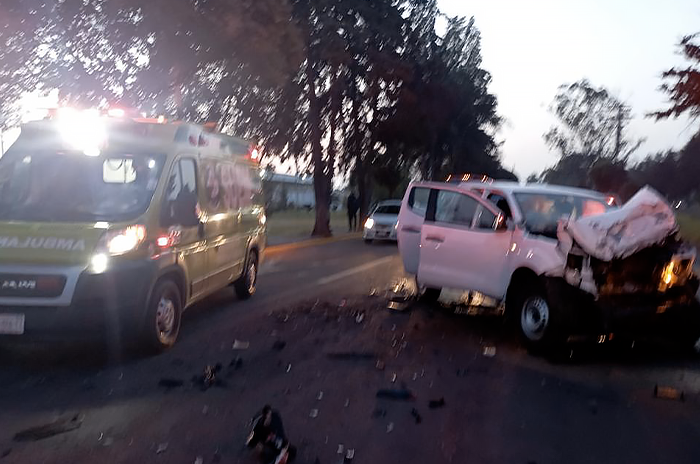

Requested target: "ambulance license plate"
[{"left": 0, "top": 314, "right": 25, "bottom": 335}]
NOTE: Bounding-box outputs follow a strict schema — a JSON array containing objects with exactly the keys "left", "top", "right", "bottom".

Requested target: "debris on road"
[
  {"left": 246, "top": 405, "right": 297, "bottom": 464},
  {"left": 13, "top": 414, "right": 83, "bottom": 442},
  {"left": 375, "top": 360, "right": 385, "bottom": 370},
  {"left": 428, "top": 398, "right": 446, "bottom": 409},
  {"left": 346, "top": 449, "right": 355, "bottom": 462},
  {"left": 654, "top": 385, "right": 685, "bottom": 401},
  {"left": 411, "top": 408, "right": 423, "bottom": 424},
  {"left": 355, "top": 312, "right": 365, "bottom": 324},
  {"left": 156, "top": 442, "right": 169, "bottom": 454},
  {"left": 482, "top": 346, "right": 497, "bottom": 358},
  {"left": 376, "top": 388, "right": 414, "bottom": 401},
  {"left": 232, "top": 340, "right": 250, "bottom": 350},
  {"left": 386, "top": 422, "right": 394, "bottom": 433},
  {"left": 390, "top": 373, "right": 397, "bottom": 383},
  {"left": 344, "top": 398, "right": 350, "bottom": 408},
  {"left": 316, "top": 391, "right": 324, "bottom": 401},
  {"left": 194, "top": 456, "right": 203, "bottom": 464},
  {"left": 286, "top": 363, "right": 292, "bottom": 373},
  {"left": 272, "top": 340, "right": 287, "bottom": 351},
  {"left": 158, "top": 378, "right": 184, "bottom": 389},
  {"left": 192, "top": 364, "right": 224, "bottom": 390},
  {"left": 309, "top": 409, "right": 319, "bottom": 418}
]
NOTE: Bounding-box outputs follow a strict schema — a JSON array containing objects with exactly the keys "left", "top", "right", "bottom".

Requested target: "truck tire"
[
  {"left": 140, "top": 279, "right": 182, "bottom": 352},
  {"left": 512, "top": 278, "right": 568, "bottom": 352},
  {"left": 234, "top": 250, "right": 258, "bottom": 300}
]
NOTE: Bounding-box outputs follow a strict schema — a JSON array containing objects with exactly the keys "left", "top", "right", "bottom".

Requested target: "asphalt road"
[{"left": 1, "top": 238, "right": 700, "bottom": 464}]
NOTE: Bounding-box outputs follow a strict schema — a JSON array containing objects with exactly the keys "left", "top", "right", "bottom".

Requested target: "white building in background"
[{"left": 264, "top": 172, "right": 316, "bottom": 209}]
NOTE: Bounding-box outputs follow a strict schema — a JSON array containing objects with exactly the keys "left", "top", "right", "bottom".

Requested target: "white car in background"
[{"left": 363, "top": 200, "right": 401, "bottom": 243}]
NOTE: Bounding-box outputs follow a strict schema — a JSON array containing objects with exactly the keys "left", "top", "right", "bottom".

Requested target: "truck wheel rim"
[
  {"left": 246, "top": 260, "right": 257, "bottom": 294},
  {"left": 156, "top": 296, "right": 176, "bottom": 342},
  {"left": 521, "top": 296, "right": 549, "bottom": 341}
]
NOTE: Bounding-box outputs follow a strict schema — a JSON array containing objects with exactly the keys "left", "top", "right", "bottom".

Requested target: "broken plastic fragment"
[
  {"left": 482, "top": 346, "right": 496, "bottom": 357},
  {"left": 232, "top": 340, "right": 250, "bottom": 350}
]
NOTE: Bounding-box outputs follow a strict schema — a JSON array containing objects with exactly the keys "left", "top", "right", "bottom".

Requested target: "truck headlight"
[{"left": 364, "top": 218, "right": 375, "bottom": 229}]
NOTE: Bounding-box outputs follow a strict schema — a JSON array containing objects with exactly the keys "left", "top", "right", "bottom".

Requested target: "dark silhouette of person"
[{"left": 347, "top": 192, "right": 359, "bottom": 231}]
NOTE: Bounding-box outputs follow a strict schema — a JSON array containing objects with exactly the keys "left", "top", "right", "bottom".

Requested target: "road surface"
[{"left": 1, "top": 238, "right": 700, "bottom": 464}]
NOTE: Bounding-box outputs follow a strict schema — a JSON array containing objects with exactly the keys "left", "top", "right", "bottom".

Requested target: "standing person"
[{"left": 347, "top": 192, "right": 358, "bottom": 231}]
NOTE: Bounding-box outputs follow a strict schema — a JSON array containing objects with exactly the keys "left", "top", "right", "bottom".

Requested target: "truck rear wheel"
[{"left": 140, "top": 279, "right": 182, "bottom": 352}]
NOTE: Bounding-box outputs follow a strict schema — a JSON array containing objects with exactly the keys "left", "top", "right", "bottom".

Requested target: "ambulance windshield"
[{"left": 0, "top": 151, "right": 165, "bottom": 222}]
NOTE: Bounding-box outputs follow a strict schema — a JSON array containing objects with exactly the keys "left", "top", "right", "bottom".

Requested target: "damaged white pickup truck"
[{"left": 397, "top": 179, "right": 700, "bottom": 351}]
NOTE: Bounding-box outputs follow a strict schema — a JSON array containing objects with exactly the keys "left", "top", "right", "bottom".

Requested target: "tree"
[
  {"left": 652, "top": 33, "right": 700, "bottom": 120},
  {"left": 544, "top": 79, "right": 644, "bottom": 161}
]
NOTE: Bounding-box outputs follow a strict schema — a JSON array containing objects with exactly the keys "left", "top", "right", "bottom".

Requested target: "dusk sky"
[{"left": 438, "top": 0, "right": 700, "bottom": 179}]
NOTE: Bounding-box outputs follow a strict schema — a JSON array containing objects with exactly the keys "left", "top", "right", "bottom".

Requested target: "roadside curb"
[{"left": 266, "top": 233, "right": 362, "bottom": 254}]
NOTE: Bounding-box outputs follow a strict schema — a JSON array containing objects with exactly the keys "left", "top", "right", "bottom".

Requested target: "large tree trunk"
[{"left": 306, "top": 58, "right": 331, "bottom": 237}]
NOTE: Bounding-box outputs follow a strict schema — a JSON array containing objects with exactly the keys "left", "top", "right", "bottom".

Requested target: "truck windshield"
[
  {"left": 0, "top": 151, "right": 165, "bottom": 222},
  {"left": 514, "top": 192, "right": 610, "bottom": 238}
]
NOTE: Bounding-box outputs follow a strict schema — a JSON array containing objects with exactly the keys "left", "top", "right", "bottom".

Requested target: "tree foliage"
[
  {"left": 545, "top": 79, "right": 644, "bottom": 161},
  {"left": 652, "top": 33, "right": 700, "bottom": 120},
  {"left": 0, "top": 0, "right": 507, "bottom": 236}
]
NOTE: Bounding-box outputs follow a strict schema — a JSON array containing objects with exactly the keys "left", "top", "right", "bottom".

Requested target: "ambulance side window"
[{"left": 162, "top": 158, "right": 200, "bottom": 227}]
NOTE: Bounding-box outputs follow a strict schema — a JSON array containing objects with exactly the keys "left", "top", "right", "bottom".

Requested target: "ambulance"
[{"left": 0, "top": 109, "right": 266, "bottom": 351}]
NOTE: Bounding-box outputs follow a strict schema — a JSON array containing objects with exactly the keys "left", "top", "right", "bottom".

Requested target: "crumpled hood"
[{"left": 558, "top": 186, "right": 678, "bottom": 261}]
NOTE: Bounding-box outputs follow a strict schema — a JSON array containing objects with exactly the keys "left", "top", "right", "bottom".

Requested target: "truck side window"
[
  {"left": 162, "top": 158, "right": 200, "bottom": 227},
  {"left": 408, "top": 187, "right": 430, "bottom": 216},
  {"left": 434, "top": 190, "right": 478, "bottom": 227},
  {"left": 476, "top": 207, "right": 498, "bottom": 230}
]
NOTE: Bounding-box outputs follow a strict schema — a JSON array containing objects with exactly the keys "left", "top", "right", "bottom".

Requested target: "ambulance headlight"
[
  {"left": 97, "top": 225, "right": 147, "bottom": 256},
  {"left": 90, "top": 253, "right": 109, "bottom": 274}
]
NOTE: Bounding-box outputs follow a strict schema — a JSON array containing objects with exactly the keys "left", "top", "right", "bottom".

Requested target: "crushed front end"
[{"left": 554, "top": 187, "right": 700, "bottom": 342}]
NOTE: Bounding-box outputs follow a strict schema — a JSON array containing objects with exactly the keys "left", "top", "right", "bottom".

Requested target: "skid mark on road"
[{"left": 315, "top": 256, "right": 396, "bottom": 285}]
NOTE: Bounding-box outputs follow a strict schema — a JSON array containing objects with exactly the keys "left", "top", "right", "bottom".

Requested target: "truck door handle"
[
  {"left": 425, "top": 235, "right": 445, "bottom": 243},
  {"left": 402, "top": 226, "right": 420, "bottom": 234}
]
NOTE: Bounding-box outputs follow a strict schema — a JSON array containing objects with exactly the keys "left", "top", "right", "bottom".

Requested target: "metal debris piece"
[
  {"left": 355, "top": 312, "right": 365, "bottom": 324},
  {"left": 386, "top": 422, "right": 394, "bottom": 433},
  {"left": 337, "top": 444, "right": 344, "bottom": 454},
  {"left": 428, "top": 398, "right": 446, "bottom": 409},
  {"left": 194, "top": 457, "right": 203, "bottom": 464},
  {"left": 346, "top": 449, "right": 355, "bottom": 461},
  {"left": 317, "top": 391, "right": 324, "bottom": 401},
  {"left": 482, "top": 346, "right": 496, "bottom": 358},
  {"left": 309, "top": 409, "right": 319, "bottom": 418},
  {"left": 13, "top": 414, "right": 83, "bottom": 442},
  {"left": 156, "top": 442, "right": 169, "bottom": 454},
  {"left": 344, "top": 398, "right": 350, "bottom": 407},
  {"left": 232, "top": 340, "right": 250, "bottom": 350},
  {"left": 286, "top": 364, "right": 292, "bottom": 373},
  {"left": 412, "top": 372, "right": 418, "bottom": 381},
  {"left": 654, "top": 385, "right": 685, "bottom": 401},
  {"left": 391, "top": 373, "right": 397, "bottom": 383}
]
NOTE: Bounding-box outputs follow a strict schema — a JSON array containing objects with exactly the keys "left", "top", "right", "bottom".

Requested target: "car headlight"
[{"left": 364, "top": 218, "right": 375, "bottom": 229}]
